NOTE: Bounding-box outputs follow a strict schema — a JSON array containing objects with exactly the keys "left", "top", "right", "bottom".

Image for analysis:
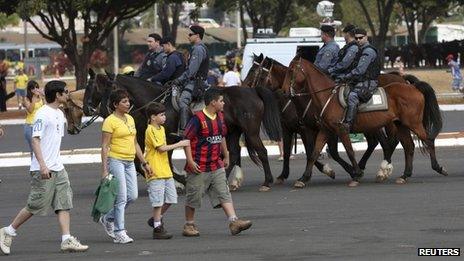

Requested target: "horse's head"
[
  {"left": 282, "top": 56, "right": 309, "bottom": 95},
  {"left": 63, "top": 90, "right": 85, "bottom": 135},
  {"left": 256, "top": 57, "right": 288, "bottom": 92},
  {"left": 242, "top": 53, "right": 264, "bottom": 87},
  {"left": 83, "top": 68, "right": 114, "bottom": 118}
]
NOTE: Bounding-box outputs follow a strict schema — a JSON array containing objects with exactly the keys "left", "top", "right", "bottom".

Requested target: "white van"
[{"left": 241, "top": 36, "right": 346, "bottom": 80}]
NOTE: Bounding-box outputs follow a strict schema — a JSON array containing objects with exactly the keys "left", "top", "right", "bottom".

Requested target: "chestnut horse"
[{"left": 282, "top": 56, "right": 446, "bottom": 187}]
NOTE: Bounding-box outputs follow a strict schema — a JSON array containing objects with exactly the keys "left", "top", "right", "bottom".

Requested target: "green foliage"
[{"left": 0, "top": 13, "right": 20, "bottom": 29}]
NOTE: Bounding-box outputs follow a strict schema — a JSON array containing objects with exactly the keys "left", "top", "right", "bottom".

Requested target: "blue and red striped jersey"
[{"left": 183, "top": 110, "right": 227, "bottom": 173}]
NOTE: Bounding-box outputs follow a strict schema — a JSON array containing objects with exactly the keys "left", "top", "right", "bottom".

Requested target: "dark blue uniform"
[
  {"left": 328, "top": 41, "right": 359, "bottom": 77},
  {"left": 134, "top": 50, "right": 167, "bottom": 80},
  {"left": 314, "top": 40, "right": 339, "bottom": 73},
  {"left": 149, "top": 51, "right": 185, "bottom": 85}
]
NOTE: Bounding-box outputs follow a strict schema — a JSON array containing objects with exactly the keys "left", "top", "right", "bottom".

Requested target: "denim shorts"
[
  {"left": 147, "top": 178, "right": 178, "bottom": 207},
  {"left": 15, "top": 89, "right": 26, "bottom": 97}
]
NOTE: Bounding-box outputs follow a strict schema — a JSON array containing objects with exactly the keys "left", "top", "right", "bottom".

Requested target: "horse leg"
[
  {"left": 395, "top": 125, "right": 415, "bottom": 184},
  {"left": 358, "top": 132, "right": 379, "bottom": 170},
  {"left": 326, "top": 133, "right": 354, "bottom": 178},
  {"left": 338, "top": 132, "right": 363, "bottom": 187},
  {"left": 276, "top": 127, "right": 293, "bottom": 184},
  {"left": 245, "top": 133, "right": 274, "bottom": 191},
  {"left": 310, "top": 131, "right": 335, "bottom": 179},
  {"left": 408, "top": 123, "right": 448, "bottom": 176},
  {"left": 294, "top": 130, "right": 328, "bottom": 188},
  {"left": 226, "top": 130, "right": 244, "bottom": 191}
]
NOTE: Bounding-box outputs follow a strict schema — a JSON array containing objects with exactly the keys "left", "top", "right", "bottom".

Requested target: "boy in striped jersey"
[{"left": 182, "top": 88, "right": 252, "bottom": 237}]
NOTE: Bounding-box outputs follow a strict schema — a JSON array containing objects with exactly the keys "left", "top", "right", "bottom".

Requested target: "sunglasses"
[
  {"left": 355, "top": 36, "right": 365, "bottom": 40},
  {"left": 61, "top": 90, "right": 69, "bottom": 94},
  {"left": 188, "top": 33, "right": 196, "bottom": 37}
]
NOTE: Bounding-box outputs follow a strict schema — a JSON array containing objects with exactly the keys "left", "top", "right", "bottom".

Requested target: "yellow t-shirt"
[
  {"left": 14, "top": 74, "right": 29, "bottom": 90},
  {"left": 144, "top": 124, "right": 172, "bottom": 181},
  {"left": 25, "top": 99, "right": 44, "bottom": 124},
  {"left": 102, "top": 113, "right": 137, "bottom": 160}
]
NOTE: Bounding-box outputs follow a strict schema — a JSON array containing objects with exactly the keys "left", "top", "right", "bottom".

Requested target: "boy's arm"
[
  {"left": 156, "top": 140, "right": 190, "bottom": 152},
  {"left": 220, "top": 139, "right": 229, "bottom": 168}
]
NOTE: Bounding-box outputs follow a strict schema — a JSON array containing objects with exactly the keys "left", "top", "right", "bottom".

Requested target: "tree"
[
  {"left": 14, "top": 0, "right": 156, "bottom": 89},
  {"left": 157, "top": 0, "right": 183, "bottom": 44},
  {"left": 398, "top": 0, "right": 463, "bottom": 44},
  {"left": 0, "top": 0, "right": 20, "bottom": 29},
  {"left": 353, "top": 0, "right": 396, "bottom": 67}
]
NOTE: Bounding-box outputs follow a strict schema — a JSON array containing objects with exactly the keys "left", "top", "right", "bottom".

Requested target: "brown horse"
[
  {"left": 257, "top": 56, "right": 411, "bottom": 183},
  {"left": 282, "top": 56, "right": 446, "bottom": 187}
]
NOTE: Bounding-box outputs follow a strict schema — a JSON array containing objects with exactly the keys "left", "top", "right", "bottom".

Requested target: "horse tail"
[
  {"left": 254, "top": 86, "right": 282, "bottom": 141},
  {"left": 243, "top": 133, "right": 262, "bottom": 166},
  {"left": 403, "top": 74, "right": 420, "bottom": 84},
  {"left": 411, "top": 80, "right": 443, "bottom": 141}
]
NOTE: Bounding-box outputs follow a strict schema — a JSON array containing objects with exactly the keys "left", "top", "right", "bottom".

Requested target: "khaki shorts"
[
  {"left": 26, "top": 168, "right": 73, "bottom": 215},
  {"left": 185, "top": 168, "right": 232, "bottom": 209}
]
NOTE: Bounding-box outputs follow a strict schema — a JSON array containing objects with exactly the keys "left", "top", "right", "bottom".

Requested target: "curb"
[{"left": 1, "top": 136, "right": 463, "bottom": 168}]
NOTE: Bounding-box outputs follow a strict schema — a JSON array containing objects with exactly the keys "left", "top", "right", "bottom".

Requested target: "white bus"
[{"left": 241, "top": 36, "right": 345, "bottom": 80}]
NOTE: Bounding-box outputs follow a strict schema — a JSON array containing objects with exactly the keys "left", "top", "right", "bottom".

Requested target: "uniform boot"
[
  {"left": 175, "top": 107, "right": 190, "bottom": 137},
  {"left": 340, "top": 105, "right": 357, "bottom": 132}
]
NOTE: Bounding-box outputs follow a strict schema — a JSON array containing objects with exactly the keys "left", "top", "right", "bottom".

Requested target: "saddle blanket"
[{"left": 338, "top": 85, "right": 388, "bottom": 112}]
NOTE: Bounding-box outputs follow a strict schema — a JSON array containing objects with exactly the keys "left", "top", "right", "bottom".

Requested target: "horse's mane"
[
  {"left": 115, "top": 74, "right": 166, "bottom": 91},
  {"left": 265, "top": 57, "right": 286, "bottom": 68},
  {"left": 295, "top": 57, "right": 334, "bottom": 84}
]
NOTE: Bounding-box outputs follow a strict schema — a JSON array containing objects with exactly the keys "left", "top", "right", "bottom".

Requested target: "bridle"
[
  {"left": 251, "top": 59, "right": 272, "bottom": 88},
  {"left": 287, "top": 57, "right": 341, "bottom": 120}
]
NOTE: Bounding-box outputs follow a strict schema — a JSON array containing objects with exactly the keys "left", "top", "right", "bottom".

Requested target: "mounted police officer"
[
  {"left": 134, "top": 33, "right": 167, "bottom": 80},
  {"left": 149, "top": 36, "right": 185, "bottom": 85},
  {"left": 172, "top": 25, "right": 209, "bottom": 135},
  {"left": 337, "top": 28, "right": 381, "bottom": 131},
  {"left": 328, "top": 24, "right": 358, "bottom": 78},
  {"left": 314, "top": 25, "right": 339, "bottom": 74}
]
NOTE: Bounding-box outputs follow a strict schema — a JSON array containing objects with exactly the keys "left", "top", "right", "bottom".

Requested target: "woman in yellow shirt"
[
  {"left": 100, "top": 89, "right": 152, "bottom": 244},
  {"left": 23, "top": 80, "right": 44, "bottom": 154}
]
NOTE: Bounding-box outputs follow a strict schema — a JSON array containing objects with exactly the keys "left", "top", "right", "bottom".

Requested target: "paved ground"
[
  {"left": 0, "top": 110, "right": 463, "bottom": 154},
  {"left": 0, "top": 147, "right": 463, "bottom": 260}
]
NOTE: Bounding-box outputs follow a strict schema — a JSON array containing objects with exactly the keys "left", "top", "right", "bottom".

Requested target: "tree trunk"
[
  {"left": 239, "top": 1, "right": 248, "bottom": 42},
  {"left": 75, "top": 60, "right": 89, "bottom": 90},
  {"left": 170, "top": 3, "right": 182, "bottom": 44}
]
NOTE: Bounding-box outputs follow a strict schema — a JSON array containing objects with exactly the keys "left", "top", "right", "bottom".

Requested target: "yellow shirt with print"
[
  {"left": 102, "top": 113, "right": 137, "bottom": 160},
  {"left": 14, "top": 74, "right": 29, "bottom": 90},
  {"left": 25, "top": 99, "right": 44, "bottom": 124},
  {"left": 144, "top": 124, "right": 172, "bottom": 181}
]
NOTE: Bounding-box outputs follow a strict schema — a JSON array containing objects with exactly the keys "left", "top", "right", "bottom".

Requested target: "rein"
[{"left": 288, "top": 58, "right": 341, "bottom": 121}]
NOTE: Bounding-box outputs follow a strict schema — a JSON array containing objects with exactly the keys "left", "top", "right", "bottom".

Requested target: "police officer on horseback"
[
  {"left": 149, "top": 36, "right": 185, "bottom": 85},
  {"left": 172, "top": 25, "right": 209, "bottom": 134},
  {"left": 314, "top": 25, "right": 339, "bottom": 73},
  {"left": 134, "top": 33, "right": 167, "bottom": 80},
  {"left": 337, "top": 28, "right": 381, "bottom": 131},
  {"left": 328, "top": 24, "right": 358, "bottom": 78}
]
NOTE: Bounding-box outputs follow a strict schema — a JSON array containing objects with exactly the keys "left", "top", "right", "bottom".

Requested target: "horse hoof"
[
  {"left": 395, "top": 178, "right": 407, "bottom": 184},
  {"left": 293, "top": 181, "right": 306, "bottom": 188},
  {"left": 259, "top": 186, "right": 271, "bottom": 192},
  {"left": 375, "top": 174, "right": 387, "bottom": 183},
  {"left": 440, "top": 168, "right": 448, "bottom": 176},
  {"left": 323, "top": 164, "right": 335, "bottom": 179},
  {"left": 348, "top": 181, "right": 360, "bottom": 187},
  {"left": 275, "top": 178, "right": 285, "bottom": 185}
]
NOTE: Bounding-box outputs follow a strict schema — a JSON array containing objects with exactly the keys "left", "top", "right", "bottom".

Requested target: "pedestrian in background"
[
  {"left": 221, "top": 63, "right": 241, "bottom": 87},
  {"left": 23, "top": 80, "right": 44, "bottom": 155},
  {"left": 446, "top": 54, "right": 463, "bottom": 92},
  {"left": 13, "top": 69, "right": 28, "bottom": 110}
]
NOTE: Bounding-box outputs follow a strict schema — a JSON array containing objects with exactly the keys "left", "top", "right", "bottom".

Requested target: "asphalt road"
[
  {"left": 0, "top": 147, "right": 463, "bottom": 260},
  {"left": 1, "top": 111, "right": 463, "bottom": 154}
]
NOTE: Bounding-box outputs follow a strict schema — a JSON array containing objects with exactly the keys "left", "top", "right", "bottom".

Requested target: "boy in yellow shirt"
[
  {"left": 144, "top": 103, "right": 189, "bottom": 239},
  {"left": 13, "top": 69, "right": 28, "bottom": 110}
]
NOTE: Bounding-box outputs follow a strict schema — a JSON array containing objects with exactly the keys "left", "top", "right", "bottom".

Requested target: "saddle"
[
  {"left": 338, "top": 85, "right": 388, "bottom": 112},
  {"left": 170, "top": 86, "right": 205, "bottom": 113}
]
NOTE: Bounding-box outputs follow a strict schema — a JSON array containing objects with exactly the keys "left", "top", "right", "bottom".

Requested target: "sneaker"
[
  {"left": 182, "top": 223, "right": 200, "bottom": 237},
  {"left": 99, "top": 216, "right": 115, "bottom": 239},
  {"left": 153, "top": 225, "right": 172, "bottom": 240},
  {"left": 60, "top": 236, "right": 89, "bottom": 252},
  {"left": 113, "top": 231, "right": 134, "bottom": 244},
  {"left": 0, "top": 227, "right": 14, "bottom": 255},
  {"left": 229, "top": 219, "right": 252, "bottom": 235},
  {"left": 277, "top": 156, "right": 284, "bottom": 161}
]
